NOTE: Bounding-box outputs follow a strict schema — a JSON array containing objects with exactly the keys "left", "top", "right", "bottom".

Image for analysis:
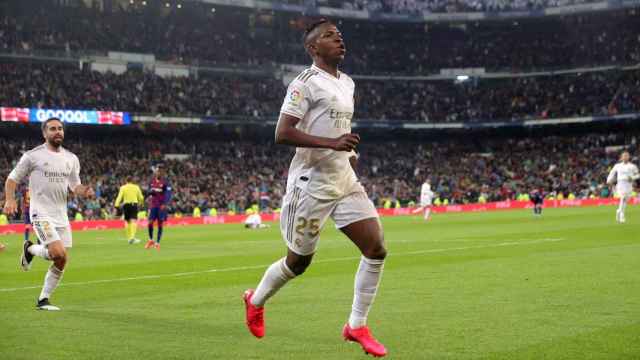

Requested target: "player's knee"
[
  {"left": 54, "top": 256, "right": 67, "bottom": 270},
  {"left": 286, "top": 257, "right": 312, "bottom": 276},
  {"left": 364, "top": 244, "right": 387, "bottom": 260},
  {"left": 289, "top": 261, "right": 310, "bottom": 276},
  {"left": 49, "top": 249, "right": 67, "bottom": 263}
]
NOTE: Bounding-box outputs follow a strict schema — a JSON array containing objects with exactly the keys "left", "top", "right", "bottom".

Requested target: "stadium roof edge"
[{"left": 186, "top": 0, "right": 640, "bottom": 23}]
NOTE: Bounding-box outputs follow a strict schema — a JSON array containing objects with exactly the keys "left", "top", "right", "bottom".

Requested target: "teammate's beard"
[{"left": 48, "top": 138, "right": 63, "bottom": 149}]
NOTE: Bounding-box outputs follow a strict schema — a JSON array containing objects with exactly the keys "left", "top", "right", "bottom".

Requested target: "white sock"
[
  {"left": 251, "top": 257, "right": 296, "bottom": 307},
  {"left": 39, "top": 264, "right": 64, "bottom": 301},
  {"left": 618, "top": 197, "right": 627, "bottom": 217},
  {"left": 349, "top": 256, "right": 385, "bottom": 329},
  {"left": 424, "top": 208, "right": 431, "bottom": 220},
  {"left": 28, "top": 244, "right": 50, "bottom": 260}
]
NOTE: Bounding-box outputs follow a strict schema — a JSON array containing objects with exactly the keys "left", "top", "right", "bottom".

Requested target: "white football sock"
[
  {"left": 39, "top": 264, "right": 64, "bottom": 301},
  {"left": 349, "top": 256, "right": 385, "bottom": 329},
  {"left": 424, "top": 208, "right": 431, "bottom": 220},
  {"left": 618, "top": 197, "right": 627, "bottom": 214},
  {"left": 251, "top": 257, "right": 296, "bottom": 307},
  {"left": 28, "top": 244, "right": 50, "bottom": 260}
]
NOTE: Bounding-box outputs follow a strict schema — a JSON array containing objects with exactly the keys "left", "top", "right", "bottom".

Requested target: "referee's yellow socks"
[
  {"left": 125, "top": 222, "right": 137, "bottom": 240},
  {"left": 131, "top": 222, "right": 138, "bottom": 240}
]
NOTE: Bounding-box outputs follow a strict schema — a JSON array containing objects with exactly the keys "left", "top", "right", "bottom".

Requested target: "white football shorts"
[
  {"left": 32, "top": 218, "right": 73, "bottom": 248},
  {"left": 279, "top": 188, "right": 379, "bottom": 256},
  {"left": 617, "top": 183, "right": 633, "bottom": 198}
]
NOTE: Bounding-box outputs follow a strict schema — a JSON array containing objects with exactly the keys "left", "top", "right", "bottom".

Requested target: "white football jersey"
[
  {"left": 420, "top": 183, "right": 434, "bottom": 206},
  {"left": 607, "top": 162, "right": 639, "bottom": 185},
  {"left": 245, "top": 213, "right": 262, "bottom": 226},
  {"left": 9, "top": 144, "right": 81, "bottom": 227},
  {"left": 279, "top": 64, "right": 363, "bottom": 199}
]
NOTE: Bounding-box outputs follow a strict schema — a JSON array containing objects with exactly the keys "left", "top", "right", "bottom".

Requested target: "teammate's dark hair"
[
  {"left": 303, "top": 18, "right": 331, "bottom": 45},
  {"left": 41, "top": 117, "right": 63, "bottom": 132}
]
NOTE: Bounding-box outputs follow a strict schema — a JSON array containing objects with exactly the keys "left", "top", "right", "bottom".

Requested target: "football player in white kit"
[
  {"left": 606, "top": 151, "right": 639, "bottom": 223},
  {"left": 412, "top": 180, "right": 435, "bottom": 221},
  {"left": 243, "top": 19, "right": 388, "bottom": 357},
  {"left": 3, "top": 117, "right": 94, "bottom": 310},
  {"left": 244, "top": 210, "right": 270, "bottom": 229}
]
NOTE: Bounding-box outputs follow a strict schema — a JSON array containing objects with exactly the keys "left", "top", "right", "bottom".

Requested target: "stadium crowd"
[
  {"left": 0, "top": 62, "right": 282, "bottom": 118},
  {"left": 0, "top": 126, "right": 637, "bottom": 221},
  {"left": 2, "top": 62, "right": 640, "bottom": 122},
  {"left": 1, "top": 1, "right": 639, "bottom": 74}
]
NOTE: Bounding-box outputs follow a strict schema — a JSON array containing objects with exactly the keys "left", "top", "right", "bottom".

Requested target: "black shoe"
[
  {"left": 36, "top": 298, "right": 60, "bottom": 311},
  {"left": 20, "top": 240, "right": 34, "bottom": 271}
]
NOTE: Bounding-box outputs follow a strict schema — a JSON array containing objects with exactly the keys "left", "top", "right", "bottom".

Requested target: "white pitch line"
[{"left": 0, "top": 238, "right": 564, "bottom": 293}]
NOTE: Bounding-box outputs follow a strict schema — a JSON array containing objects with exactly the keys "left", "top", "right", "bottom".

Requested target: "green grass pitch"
[{"left": 1, "top": 206, "right": 639, "bottom": 359}]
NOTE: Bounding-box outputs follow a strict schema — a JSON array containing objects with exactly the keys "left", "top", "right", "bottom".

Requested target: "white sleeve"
[
  {"left": 606, "top": 165, "right": 618, "bottom": 185},
  {"left": 8, "top": 153, "right": 33, "bottom": 183},
  {"left": 68, "top": 155, "right": 81, "bottom": 190},
  {"left": 279, "top": 79, "right": 312, "bottom": 119},
  {"left": 632, "top": 165, "right": 640, "bottom": 180}
]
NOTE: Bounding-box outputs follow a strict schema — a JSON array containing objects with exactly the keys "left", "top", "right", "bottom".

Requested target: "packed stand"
[
  {"left": 1, "top": 1, "right": 639, "bottom": 74},
  {"left": 0, "top": 62, "right": 282, "bottom": 118},
  {"left": 2, "top": 61, "right": 640, "bottom": 122},
  {"left": 0, "top": 125, "right": 637, "bottom": 221},
  {"left": 357, "top": 132, "right": 639, "bottom": 205}
]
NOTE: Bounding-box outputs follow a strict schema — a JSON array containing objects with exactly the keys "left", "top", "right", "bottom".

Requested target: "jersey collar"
[{"left": 311, "top": 63, "right": 341, "bottom": 80}]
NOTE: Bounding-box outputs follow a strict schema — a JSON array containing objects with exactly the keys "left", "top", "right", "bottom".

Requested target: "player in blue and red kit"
[
  {"left": 530, "top": 189, "right": 545, "bottom": 216},
  {"left": 145, "top": 165, "right": 172, "bottom": 250}
]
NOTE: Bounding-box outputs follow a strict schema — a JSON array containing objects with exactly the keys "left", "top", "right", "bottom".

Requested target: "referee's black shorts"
[{"left": 123, "top": 203, "right": 139, "bottom": 221}]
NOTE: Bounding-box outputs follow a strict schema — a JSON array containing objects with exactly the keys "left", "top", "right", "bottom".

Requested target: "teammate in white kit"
[
  {"left": 412, "top": 180, "right": 435, "bottom": 221},
  {"left": 606, "top": 151, "right": 639, "bottom": 223},
  {"left": 242, "top": 19, "right": 388, "bottom": 357},
  {"left": 3, "top": 117, "right": 94, "bottom": 310},
  {"left": 244, "top": 210, "right": 269, "bottom": 229}
]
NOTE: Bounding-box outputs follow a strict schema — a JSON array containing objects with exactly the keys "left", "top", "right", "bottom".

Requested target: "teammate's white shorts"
[
  {"left": 32, "top": 218, "right": 73, "bottom": 248},
  {"left": 280, "top": 188, "right": 379, "bottom": 256},
  {"left": 617, "top": 183, "right": 633, "bottom": 198}
]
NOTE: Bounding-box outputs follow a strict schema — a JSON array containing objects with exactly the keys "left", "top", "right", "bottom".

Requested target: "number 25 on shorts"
[{"left": 295, "top": 217, "right": 320, "bottom": 238}]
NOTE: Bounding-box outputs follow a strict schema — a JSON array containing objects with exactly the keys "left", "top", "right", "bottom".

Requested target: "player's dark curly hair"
[
  {"left": 41, "top": 117, "right": 63, "bottom": 132},
  {"left": 303, "top": 18, "right": 331, "bottom": 45}
]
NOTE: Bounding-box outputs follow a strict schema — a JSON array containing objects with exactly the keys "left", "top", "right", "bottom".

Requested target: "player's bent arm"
[
  {"left": 275, "top": 113, "right": 335, "bottom": 148},
  {"left": 275, "top": 113, "right": 360, "bottom": 151},
  {"left": 3, "top": 178, "right": 18, "bottom": 215},
  {"left": 606, "top": 167, "right": 617, "bottom": 185}
]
